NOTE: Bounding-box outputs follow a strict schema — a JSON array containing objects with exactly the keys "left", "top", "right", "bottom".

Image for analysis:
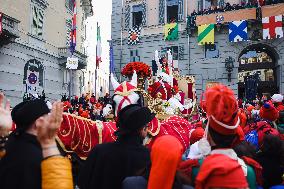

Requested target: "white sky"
[{"left": 85, "top": 0, "right": 112, "bottom": 74}]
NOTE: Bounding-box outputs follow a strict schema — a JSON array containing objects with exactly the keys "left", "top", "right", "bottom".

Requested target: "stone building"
[
  {"left": 0, "top": 0, "right": 93, "bottom": 105},
  {"left": 111, "top": 0, "right": 284, "bottom": 100}
]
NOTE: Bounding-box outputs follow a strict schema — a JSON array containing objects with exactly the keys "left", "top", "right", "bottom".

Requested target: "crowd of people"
[
  {"left": 61, "top": 93, "right": 112, "bottom": 121},
  {"left": 0, "top": 83, "right": 283, "bottom": 189}
]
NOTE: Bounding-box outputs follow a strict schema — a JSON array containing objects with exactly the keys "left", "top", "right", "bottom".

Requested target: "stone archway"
[{"left": 238, "top": 44, "right": 279, "bottom": 101}]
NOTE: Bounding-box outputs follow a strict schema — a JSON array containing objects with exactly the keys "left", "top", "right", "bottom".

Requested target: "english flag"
[
  {"left": 262, "top": 15, "right": 283, "bottom": 40},
  {"left": 96, "top": 22, "right": 102, "bottom": 68},
  {"left": 70, "top": 0, "right": 77, "bottom": 54}
]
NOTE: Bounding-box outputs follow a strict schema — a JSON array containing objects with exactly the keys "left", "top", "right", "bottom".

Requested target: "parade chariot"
[{"left": 57, "top": 50, "right": 198, "bottom": 159}]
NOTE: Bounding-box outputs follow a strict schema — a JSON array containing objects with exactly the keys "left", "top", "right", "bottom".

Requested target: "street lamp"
[{"left": 225, "top": 56, "right": 235, "bottom": 82}]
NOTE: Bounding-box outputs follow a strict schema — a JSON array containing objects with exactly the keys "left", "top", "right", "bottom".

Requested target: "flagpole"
[
  {"left": 95, "top": 22, "right": 98, "bottom": 99},
  {"left": 69, "top": 0, "right": 76, "bottom": 100},
  {"left": 108, "top": 40, "right": 112, "bottom": 93},
  {"left": 119, "top": 0, "right": 124, "bottom": 82}
]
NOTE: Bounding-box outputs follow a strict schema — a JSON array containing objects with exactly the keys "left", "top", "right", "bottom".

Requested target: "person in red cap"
[
  {"left": 259, "top": 102, "right": 279, "bottom": 123},
  {"left": 180, "top": 84, "right": 260, "bottom": 189},
  {"left": 271, "top": 94, "right": 284, "bottom": 112}
]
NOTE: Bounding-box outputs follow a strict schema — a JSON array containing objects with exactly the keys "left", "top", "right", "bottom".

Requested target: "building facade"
[
  {"left": 0, "top": 0, "right": 93, "bottom": 106},
  {"left": 111, "top": 0, "right": 284, "bottom": 100}
]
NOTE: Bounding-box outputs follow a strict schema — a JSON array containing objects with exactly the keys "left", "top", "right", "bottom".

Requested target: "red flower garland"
[{"left": 121, "top": 62, "right": 151, "bottom": 78}]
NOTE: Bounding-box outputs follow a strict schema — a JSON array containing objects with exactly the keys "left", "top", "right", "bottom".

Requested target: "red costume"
[{"left": 149, "top": 81, "right": 172, "bottom": 100}]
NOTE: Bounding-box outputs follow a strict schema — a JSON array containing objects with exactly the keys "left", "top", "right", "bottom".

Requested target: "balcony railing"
[{"left": 188, "top": 2, "right": 284, "bottom": 29}]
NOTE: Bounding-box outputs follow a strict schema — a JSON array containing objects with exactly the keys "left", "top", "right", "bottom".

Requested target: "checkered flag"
[{"left": 128, "top": 27, "right": 141, "bottom": 45}]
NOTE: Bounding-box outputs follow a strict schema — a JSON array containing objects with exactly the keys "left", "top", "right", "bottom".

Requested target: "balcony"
[
  {"left": 58, "top": 47, "right": 87, "bottom": 70},
  {"left": 0, "top": 13, "right": 20, "bottom": 46},
  {"left": 188, "top": 2, "right": 284, "bottom": 29}
]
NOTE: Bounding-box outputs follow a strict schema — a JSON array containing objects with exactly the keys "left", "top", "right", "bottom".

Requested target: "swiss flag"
[{"left": 262, "top": 15, "right": 283, "bottom": 40}]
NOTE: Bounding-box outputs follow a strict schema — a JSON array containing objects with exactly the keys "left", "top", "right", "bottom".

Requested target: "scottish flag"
[{"left": 229, "top": 20, "right": 248, "bottom": 42}]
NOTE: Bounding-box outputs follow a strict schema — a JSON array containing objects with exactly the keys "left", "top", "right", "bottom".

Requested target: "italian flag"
[{"left": 96, "top": 22, "right": 102, "bottom": 68}]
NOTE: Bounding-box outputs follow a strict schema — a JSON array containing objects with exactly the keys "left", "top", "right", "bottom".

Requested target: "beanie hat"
[
  {"left": 271, "top": 94, "right": 283, "bottom": 103},
  {"left": 259, "top": 102, "right": 279, "bottom": 121},
  {"left": 204, "top": 85, "right": 240, "bottom": 135},
  {"left": 247, "top": 105, "right": 255, "bottom": 113},
  {"left": 189, "top": 128, "right": 205, "bottom": 144},
  {"left": 195, "top": 154, "right": 248, "bottom": 189},
  {"left": 11, "top": 99, "right": 50, "bottom": 132},
  {"left": 117, "top": 104, "right": 155, "bottom": 132}
]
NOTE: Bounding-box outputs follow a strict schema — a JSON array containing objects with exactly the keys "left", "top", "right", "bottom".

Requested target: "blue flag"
[
  {"left": 109, "top": 41, "right": 114, "bottom": 74},
  {"left": 229, "top": 20, "right": 248, "bottom": 42}
]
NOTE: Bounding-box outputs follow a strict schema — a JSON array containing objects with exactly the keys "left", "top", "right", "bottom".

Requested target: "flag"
[
  {"left": 128, "top": 26, "right": 141, "bottom": 45},
  {"left": 70, "top": 0, "right": 76, "bottom": 54},
  {"left": 229, "top": 20, "right": 248, "bottom": 42},
  {"left": 198, "top": 24, "right": 214, "bottom": 45},
  {"left": 96, "top": 22, "right": 102, "bottom": 68},
  {"left": 109, "top": 41, "right": 114, "bottom": 73},
  {"left": 262, "top": 15, "right": 283, "bottom": 40},
  {"left": 164, "top": 23, "right": 178, "bottom": 41},
  {"left": 196, "top": 8, "right": 256, "bottom": 26},
  {"left": 0, "top": 13, "right": 3, "bottom": 35}
]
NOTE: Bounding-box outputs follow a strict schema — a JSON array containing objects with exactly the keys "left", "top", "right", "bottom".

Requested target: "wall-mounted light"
[{"left": 225, "top": 56, "right": 235, "bottom": 82}]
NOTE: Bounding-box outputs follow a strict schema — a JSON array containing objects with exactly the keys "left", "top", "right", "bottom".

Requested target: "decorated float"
[{"left": 57, "top": 50, "right": 198, "bottom": 159}]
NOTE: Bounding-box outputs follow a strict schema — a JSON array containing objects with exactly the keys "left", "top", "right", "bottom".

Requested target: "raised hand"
[
  {"left": 36, "top": 101, "right": 63, "bottom": 148},
  {"left": 0, "top": 93, "right": 12, "bottom": 136}
]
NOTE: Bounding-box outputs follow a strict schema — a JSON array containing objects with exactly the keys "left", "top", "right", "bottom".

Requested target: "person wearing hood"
[
  {"left": 78, "top": 104, "right": 153, "bottom": 189},
  {"left": 0, "top": 99, "right": 50, "bottom": 189},
  {"left": 180, "top": 85, "right": 260, "bottom": 189},
  {"left": 123, "top": 135, "right": 193, "bottom": 189},
  {"left": 271, "top": 94, "right": 284, "bottom": 112},
  {"left": 256, "top": 135, "right": 284, "bottom": 189}
]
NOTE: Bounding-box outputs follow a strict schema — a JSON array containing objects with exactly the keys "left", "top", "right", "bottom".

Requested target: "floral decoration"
[{"left": 121, "top": 62, "right": 151, "bottom": 78}]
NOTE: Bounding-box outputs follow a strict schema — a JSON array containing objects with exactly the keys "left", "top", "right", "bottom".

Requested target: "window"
[
  {"left": 130, "top": 49, "right": 140, "bottom": 62},
  {"left": 132, "top": 5, "right": 143, "bottom": 27},
  {"left": 66, "top": 0, "right": 75, "bottom": 12},
  {"left": 31, "top": 5, "right": 44, "bottom": 38},
  {"left": 166, "top": 46, "right": 179, "bottom": 60},
  {"left": 167, "top": 0, "right": 179, "bottom": 23},
  {"left": 66, "top": 19, "right": 72, "bottom": 46}
]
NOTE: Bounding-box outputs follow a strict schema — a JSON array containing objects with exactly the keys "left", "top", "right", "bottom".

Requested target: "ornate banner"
[
  {"left": 196, "top": 8, "right": 256, "bottom": 26},
  {"left": 262, "top": 3, "right": 284, "bottom": 18}
]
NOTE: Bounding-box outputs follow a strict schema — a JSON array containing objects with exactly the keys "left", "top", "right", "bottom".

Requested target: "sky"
[{"left": 85, "top": 0, "right": 112, "bottom": 74}]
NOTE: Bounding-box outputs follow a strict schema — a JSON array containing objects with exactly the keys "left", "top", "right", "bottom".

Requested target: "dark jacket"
[
  {"left": 257, "top": 153, "right": 284, "bottom": 189},
  {"left": 122, "top": 176, "right": 194, "bottom": 189},
  {"left": 78, "top": 135, "right": 150, "bottom": 189},
  {"left": 0, "top": 132, "right": 43, "bottom": 189}
]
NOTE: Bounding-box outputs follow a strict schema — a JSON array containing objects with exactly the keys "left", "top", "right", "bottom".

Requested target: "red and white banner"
[
  {"left": 0, "top": 13, "right": 3, "bottom": 35},
  {"left": 262, "top": 15, "right": 283, "bottom": 40},
  {"left": 96, "top": 22, "right": 102, "bottom": 68},
  {"left": 70, "top": 0, "right": 76, "bottom": 54}
]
